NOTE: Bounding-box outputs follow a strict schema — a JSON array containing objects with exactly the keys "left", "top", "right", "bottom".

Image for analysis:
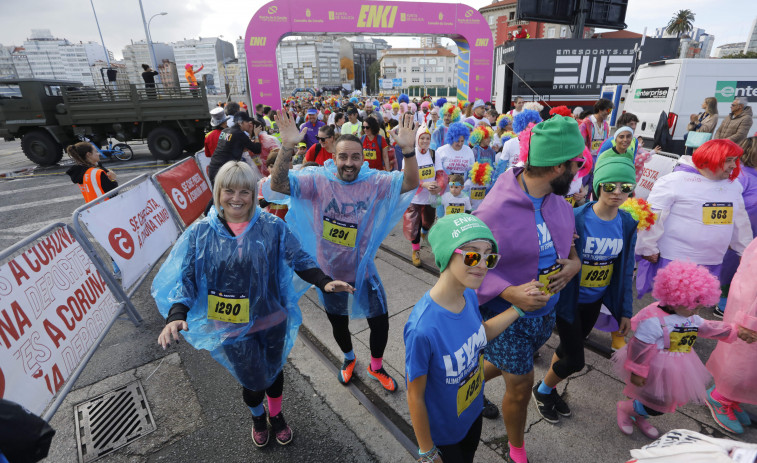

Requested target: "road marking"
[
  {"left": 0, "top": 180, "right": 72, "bottom": 196},
  {"left": 0, "top": 194, "right": 81, "bottom": 213},
  {"left": 0, "top": 218, "right": 71, "bottom": 237}
]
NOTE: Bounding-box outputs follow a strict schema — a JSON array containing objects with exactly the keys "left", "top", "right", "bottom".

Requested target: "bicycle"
[{"left": 79, "top": 136, "right": 134, "bottom": 161}]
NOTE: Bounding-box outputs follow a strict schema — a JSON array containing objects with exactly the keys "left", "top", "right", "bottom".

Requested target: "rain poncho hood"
[
  {"left": 151, "top": 206, "right": 316, "bottom": 390},
  {"left": 286, "top": 160, "right": 414, "bottom": 318}
]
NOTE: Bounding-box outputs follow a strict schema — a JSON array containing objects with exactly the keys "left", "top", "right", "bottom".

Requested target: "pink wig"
[
  {"left": 421, "top": 101, "right": 430, "bottom": 109},
  {"left": 652, "top": 260, "right": 721, "bottom": 310},
  {"left": 693, "top": 139, "right": 743, "bottom": 181},
  {"left": 400, "top": 102, "right": 408, "bottom": 114},
  {"left": 185, "top": 63, "right": 193, "bottom": 70},
  {"left": 409, "top": 102, "right": 417, "bottom": 113},
  {"left": 382, "top": 103, "right": 392, "bottom": 111}
]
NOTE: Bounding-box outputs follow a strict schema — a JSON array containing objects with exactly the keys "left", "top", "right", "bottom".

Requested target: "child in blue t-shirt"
[{"left": 404, "top": 214, "right": 538, "bottom": 463}]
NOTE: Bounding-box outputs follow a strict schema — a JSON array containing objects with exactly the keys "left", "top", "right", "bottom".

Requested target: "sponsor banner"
[
  {"left": 154, "top": 159, "right": 212, "bottom": 227},
  {"left": 0, "top": 226, "right": 121, "bottom": 415},
  {"left": 715, "top": 80, "right": 757, "bottom": 103},
  {"left": 80, "top": 180, "right": 179, "bottom": 289},
  {"left": 245, "top": 0, "right": 493, "bottom": 108},
  {"left": 635, "top": 153, "right": 679, "bottom": 200},
  {"left": 634, "top": 87, "right": 669, "bottom": 100},
  {"left": 498, "top": 38, "right": 679, "bottom": 99}
]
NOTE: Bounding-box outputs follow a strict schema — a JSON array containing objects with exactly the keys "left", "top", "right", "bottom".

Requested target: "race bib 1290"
[
  {"left": 322, "top": 216, "right": 357, "bottom": 247},
  {"left": 207, "top": 290, "right": 250, "bottom": 324}
]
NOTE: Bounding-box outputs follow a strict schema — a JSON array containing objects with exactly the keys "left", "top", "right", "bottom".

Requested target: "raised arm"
[
  {"left": 395, "top": 115, "right": 419, "bottom": 194},
  {"left": 270, "top": 110, "right": 304, "bottom": 195}
]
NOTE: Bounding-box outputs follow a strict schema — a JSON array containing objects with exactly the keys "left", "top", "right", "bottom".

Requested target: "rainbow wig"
[
  {"left": 469, "top": 162, "right": 494, "bottom": 186},
  {"left": 549, "top": 105, "right": 572, "bottom": 118},
  {"left": 445, "top": 122, "right": 471, "bottom": 146},
  {"left": 441, "top": 103, "right": 462, "bottom": 122},
  {"left": 497, "top": 113, "right": 513, "bottom": 130},
  {"left": 693, "top": 139, "right": 743, "bottom": 181},
  {"left": 652, "top": 260, "right": 721, "bottom": 310},
  {"left": 499, "top": 130, "right": 516, "bottom": 144},
  {"left": 435, "top": 97, "right": 447, "bottom": 108},
  {"left": 619, "top": 198, "right": 656, "bottom": 231},
  {"left": 512, "top": 109, "right": 542, "bottom": 133},
  {"left": 398, "top": 93, "right": 410, "bottom": 104},
  {"left": 469, "top": 125, "right": 494, "bottom": 147}
]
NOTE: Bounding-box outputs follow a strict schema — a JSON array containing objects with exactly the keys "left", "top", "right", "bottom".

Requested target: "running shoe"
[
  {"left": 733, "top": 403, "right": 753, "bottom": 426},
  {"left": 251, "top": 413, "right": 269, "bottom": 447},
  {"left": 632, "top": 415, "right": 660, "bottom": 439},
  {"left": 268, "top": 412, "right": 293, "bottom": 445},
  {"left": 531, "top": 381, "right": 559, "bottom": 424},
  {"left": 482, "top": 396, "right": 500, "bottom": 419},
  {"left": 713, "top": 306, "right": 724, "bottom": 319},
  {"left": 367, "top": 366, "right": 397, "bottom": 392},
  {"left": 706, "top": 386, "right": 744, "bottom": 434},
  {"left": 412, "top": 249, "right": 422, "bottom": 267},
  {"left": 550, "top": 388, "right": 571, "bottom": 417},
  {"left": 339, "top": 357, "right": 356, "bottom": 385}
]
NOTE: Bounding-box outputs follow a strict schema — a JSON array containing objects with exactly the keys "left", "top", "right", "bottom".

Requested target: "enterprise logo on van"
[
  {"left": 715, "top": 81, "right": 757, "bottom": 103},
  {"left": 634, "top": 87, "right": 669, "bottom": 99}
]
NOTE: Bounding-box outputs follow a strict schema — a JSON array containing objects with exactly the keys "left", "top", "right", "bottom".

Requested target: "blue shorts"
[
  {"left": 481, "top": 303, "right": 556, "bottom": 375},
  {"left": 320, "top": 280, "right": 388, "bottom": 317}
]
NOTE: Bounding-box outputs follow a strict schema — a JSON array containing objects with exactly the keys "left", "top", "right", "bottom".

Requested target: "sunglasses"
[
  {"left": 362, "top": 126, "right": 370, "bottom": 129},
  {"left": 600, "top": 182, "right": 635, "bottom": 194},
  {"left": 454, "top": 249, "right": 500, "bottom": 269},
  {"left": 568, "top": 157, "right": 585, "bottom": 169},
  {"left": 316, "top": 136, "right": 329, "bottom": 142}
]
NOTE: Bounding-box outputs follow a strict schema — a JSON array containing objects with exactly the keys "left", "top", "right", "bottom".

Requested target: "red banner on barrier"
[
  {"left": 0, "top": 226, "right": 120, "bottom": 415},
  {"left": 154, "top": 159, "right": 212, "bottom": 227}
]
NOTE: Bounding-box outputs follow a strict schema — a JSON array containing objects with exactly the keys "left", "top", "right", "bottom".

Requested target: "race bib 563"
[{"left": 702, "top": 202, "right": 733, "bottom": 225}]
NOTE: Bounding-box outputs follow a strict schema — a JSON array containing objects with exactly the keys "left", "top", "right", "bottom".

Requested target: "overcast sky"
[{"left": 1, "top": 0, "right": 753, "bottom": 60}]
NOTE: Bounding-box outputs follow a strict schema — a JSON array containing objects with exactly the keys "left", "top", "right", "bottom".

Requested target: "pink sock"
[
  {"left": 412, "top": 243, "right": 421, "bottom": 251},
  {"left": 267, "top": 395, "right": 282, "bottom": 417},
  {"left": 370, "top": 356, "right": 383, "bottom": 372},
  {"left": 508, "top": 442, "right": 528, "bottom": 463},
  {"left": 711, "top": 387, "right": 734, "bottom": 404}
]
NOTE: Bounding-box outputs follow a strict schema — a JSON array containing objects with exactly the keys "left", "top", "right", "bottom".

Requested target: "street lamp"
[{"left": 138, "top": 0, "right": 167, "bottom": 84}]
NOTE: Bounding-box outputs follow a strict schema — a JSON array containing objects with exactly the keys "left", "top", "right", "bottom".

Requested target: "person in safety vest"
[{"left": 65, "top": 141, "right": 118, "bottom": 203}]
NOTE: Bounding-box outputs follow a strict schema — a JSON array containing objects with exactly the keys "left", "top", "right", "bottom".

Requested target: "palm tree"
[{"left": 666, "top": 9, "right": 695, "bottom": 37}]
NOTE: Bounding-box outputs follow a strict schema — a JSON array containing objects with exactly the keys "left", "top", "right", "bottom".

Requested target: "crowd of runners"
[{"left": 117, "top": 91, "right": 757, "bottom": 462}]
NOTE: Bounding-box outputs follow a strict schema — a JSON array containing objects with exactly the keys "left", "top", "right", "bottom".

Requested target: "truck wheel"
[
  {"left": 147, "top": 127, "right": 183, "bottom": 160},
  {"left": 21, "top": 130, "right": 63, "bottom": 166}
]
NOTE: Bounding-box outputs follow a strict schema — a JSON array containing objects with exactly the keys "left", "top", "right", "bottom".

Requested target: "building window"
[
  {"left": 548, "top": 27, "right": 555, "bottom": 38},
  {"left": 560, "top": 26, "right": 568, "bottom": 38},
  {"left": 436, "top": 77, "right": 444, "bottom": 83},
  {"left": 411, "top": 67, "right": 420, "bottom": 72},
  {"left": 425, "top": 77, "right": 432, "bottom": 83},
  {"left": 509, "top": 12, "right": 515, "bottom": 20},
  {"left": 488, "top": 16, "right": 494, "bottom": 25},
  {"left": 411, "top": 57, "right": 417, "bottom": 63},
  {"left": 412, "top": 77, "right": 420, "bottom": 83}
]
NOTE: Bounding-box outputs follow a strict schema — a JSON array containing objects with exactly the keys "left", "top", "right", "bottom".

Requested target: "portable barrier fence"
[
  {"left": 152, "top": 156, "right": 213, "bottom": 230},
  {"left": 0, "top": 223, "right": 128, "bottom": 420}
]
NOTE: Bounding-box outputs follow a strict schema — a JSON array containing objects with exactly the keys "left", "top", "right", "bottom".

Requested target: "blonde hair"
[
  {"left": 704, "top": 97, "right": 718, "bottom": 115},
  {"left": 212, "top": 161, "right": 261, "bottom": 221}
]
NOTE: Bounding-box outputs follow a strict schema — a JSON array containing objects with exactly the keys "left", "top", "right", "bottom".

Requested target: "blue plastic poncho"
[
  {"left": 286, "top": 160, "right": 413, "bottom": 318},
  {"left": 151, "top": 206, "right": 316, "bottom": 391}
]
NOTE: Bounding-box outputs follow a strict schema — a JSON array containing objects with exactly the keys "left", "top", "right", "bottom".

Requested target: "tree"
[
  {"left": 367, "top": 60, "right": 381, "bottom": 94},
  {"left": 340, "top": 57, "right": 354, "bottom": 80},
  {"left": 724, "top": 51, "right": 757, "bottom": 59},
  {"left": 666, "top": 9, "right": 695, "bottom": 37}
]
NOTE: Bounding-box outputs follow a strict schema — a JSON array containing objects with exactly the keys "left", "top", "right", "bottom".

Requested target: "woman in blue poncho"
[{"left": 152, "top": 161, "right": 353, "bottom": 449}]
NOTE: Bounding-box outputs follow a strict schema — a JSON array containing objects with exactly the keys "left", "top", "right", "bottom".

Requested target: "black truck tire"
[
  {"left": 21, "top": 130, "right": 63, "bottom": 166},
  {"left": 147, "top": 127, "right": 183, "bottom": 160}
]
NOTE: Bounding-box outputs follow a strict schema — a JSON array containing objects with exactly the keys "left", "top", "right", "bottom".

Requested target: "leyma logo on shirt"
[{"left": 443, "top": 325, "right": 486, "bottom": 384}]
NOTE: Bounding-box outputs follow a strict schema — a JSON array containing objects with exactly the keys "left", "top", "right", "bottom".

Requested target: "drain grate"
[{"left": 74, "top": 380, "right": 156, "bottom": 463}]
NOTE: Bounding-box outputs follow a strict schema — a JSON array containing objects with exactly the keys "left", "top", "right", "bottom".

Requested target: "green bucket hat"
[
  {"left": 592, "top": 156, "right": 636, "bottom": 194},
  {"left": 428, "top": 214, "right": 497, "bottom": 272},
  {"left": 528, "top": 115, "right": 585, "bottom": 167}
]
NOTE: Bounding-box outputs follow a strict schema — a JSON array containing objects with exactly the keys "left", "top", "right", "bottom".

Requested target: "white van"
[{"left": 623, "top": 59, "right": 757, "bottom": 154}]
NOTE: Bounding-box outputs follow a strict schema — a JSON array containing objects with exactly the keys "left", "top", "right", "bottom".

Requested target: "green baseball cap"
[
  {"left": 592, "top": 156, "right": 636, "bottom": 194},
  {"left": 428, "top": 214, "right": 497, "bottom": 272},
  {"left": 528, "top": 115, "right": 585, "bottom": 167}
]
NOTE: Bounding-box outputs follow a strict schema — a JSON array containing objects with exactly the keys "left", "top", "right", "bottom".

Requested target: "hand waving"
[
  {"left": 275, "top": 110, "right": 305, "bottom": 149},
  {"left": 395, "top": 113, "right": 418, "bottom": 154}
]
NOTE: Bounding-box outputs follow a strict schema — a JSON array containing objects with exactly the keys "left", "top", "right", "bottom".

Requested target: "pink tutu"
[{"left": 612, "top": 346, "right": 711, "bottom": 413}]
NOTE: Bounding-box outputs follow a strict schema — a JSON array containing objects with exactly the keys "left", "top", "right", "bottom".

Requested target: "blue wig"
[
  {"left": 372, "top": 99, "right": 380, "bottom": 107},
  {"left": 349, "top": 97, "right": 358, "bottom": 104},
  {"left": 444, "top": 122, "right": 470, "bottom": 146},
  {"left": 435, "top": 97, "right": 447, "bottom": 108},
  {"left": 398, "top": 93, "right": 410, "bottom": 104},
  {"left": 512, "top": 109, "right": 542, "bottom": 133}
]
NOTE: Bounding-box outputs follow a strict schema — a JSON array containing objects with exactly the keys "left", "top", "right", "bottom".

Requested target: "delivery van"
[{"left": 623, "top": 59, "right": 757, "bottom": 154}]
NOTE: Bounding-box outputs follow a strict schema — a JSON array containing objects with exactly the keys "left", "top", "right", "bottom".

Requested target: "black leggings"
[
  {"left": 241, "top": 371, "right": 284, "bottom": 408},
  {"left": 326, "top": 312, "right": 389, "bottom": 359},
  {"left": 437, "top": 413, "right": 482, "bottom": 463},
  {"left": 552, "top": 300, "right": 603, "bottom": 379}
]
